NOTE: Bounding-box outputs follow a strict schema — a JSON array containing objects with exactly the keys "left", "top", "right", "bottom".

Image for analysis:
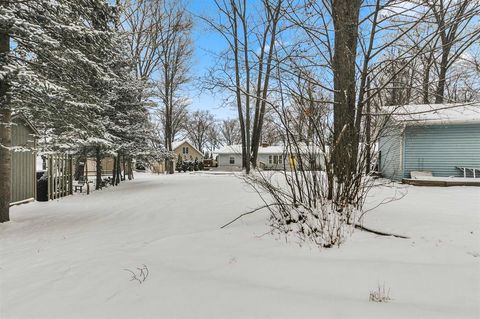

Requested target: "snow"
[
  {"left": 409, "top": 176, "right": 480, "bottom": 183},
  {"left": 1, "top": 173, "right": 479, "bottom": 318},
  {"left": 383, "top": 103, "right": 480, "bottom": 125},
  {"left": 215, "top": 144, "right": 324, "bottom": 155}
]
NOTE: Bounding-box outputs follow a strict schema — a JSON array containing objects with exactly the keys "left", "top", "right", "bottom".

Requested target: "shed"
[
  {"left": 378, "top": 103, "right": 480, "bottom": 180},
  {"left": 10, "top": 113, "right": 38, "bottom": 205}
]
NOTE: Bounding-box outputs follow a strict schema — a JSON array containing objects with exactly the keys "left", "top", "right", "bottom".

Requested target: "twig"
[
  {"left": 354, "top": 223, "right": 409, "bottom": 239},
  {"left": 123, "top": 264, "right": 149, "bottom": 284},
  {"left": 220, "top": 204, "right": 281, "bottom": 229}
]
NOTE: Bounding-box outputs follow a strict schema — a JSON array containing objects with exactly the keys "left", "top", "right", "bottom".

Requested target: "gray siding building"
[
  {"left": 10, "top": 113, "right": 38, "bottom": 205},
  {"left": 379, "top": 104, "right": 480, "bottom": 180}
]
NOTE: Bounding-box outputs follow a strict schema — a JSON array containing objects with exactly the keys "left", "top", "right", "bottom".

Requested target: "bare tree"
[
  {"left": 370, "top": 0, "right": 480, "bottom": 105},
  {"left": 260, "top": 113, "right": 283, "bottom": 146},
  {"left": 115, "top": 0, "right": 169, "bottom": 180},
  {"left": 424, "top": 0, "right": 480, "bottom": 103},
  {"left": 203, "top": 0, "right": 285, "bottom": 173},
  {"left": 154, "top": 96, "right": 189, "bottom": 145},
  {"left": 155, "top": 0, "right": 193, "bottom": 173},
  {"left": 206, "top": 122, "right": 221, "bottom": 156},
  {"left": 121, "top": 0, "right": 164, "bottom": 83},
  {"left": 220, "top": 119, "right": 242, "bottom": 146},
  {"left": 185, "top": 110, "right": 215, "bottom": 154},
  {"left": 230, "top": 0, "right": 451, "bottom": 246}
]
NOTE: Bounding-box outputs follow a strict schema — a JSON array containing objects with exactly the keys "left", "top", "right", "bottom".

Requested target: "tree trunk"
[
  {"left": 231, "top": 6, "right": 249, "bottom": 173},
  {"left": 0, "top": 109, "right": 11, "bottom": 223},
  {"left": 0, "top": 0, "right": 11, "bottom": 222},
  {"left": 116, "top": 152, "right": 121, "bottom": 185},
  {"left": 239, "top": 1, "right": 252, "bottom": 172},
  {"left": 250, "top": 17, "right": 269, "bottom": 169},
  {"left": 250, "top": 2, "right": 281, "bottom": 168},
  {"left": 112, "top": 156, "right": 117, "bottom": 185},
  {"left": 435, "top": 49, "right": 450, "bottom": 104},
  {"left": 127, "top": 158, "right": 133, "bottom": 180},
  {"left": 422, "top": 55, "right": 432, "bottom": 104},
  {"left": 331, "top": 0, "right": 361, "bottom": 186}
]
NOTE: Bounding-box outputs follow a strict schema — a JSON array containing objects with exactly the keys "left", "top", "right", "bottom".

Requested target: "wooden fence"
[{"left": 47, "top": 154, "right": 73, "bottom": 200}]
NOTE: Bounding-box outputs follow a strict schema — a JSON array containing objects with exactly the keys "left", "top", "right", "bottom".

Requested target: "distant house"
[
  {"left": 378, "top": 103, "right": 480, "bottom": 180},
  {"left": 172, "top": 140, "right": 204, "bottom": 162},
  {"left": 10, "top": 113, "right": 38, "bottom": 205},
  {"left": 152, "top": 140, "right": 204, "bottom": 173},
  {"left": 215, "top": 144, "right": 324, "bottom": 171}
]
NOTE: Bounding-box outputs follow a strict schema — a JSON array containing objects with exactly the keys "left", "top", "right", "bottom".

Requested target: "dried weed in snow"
[{"left": 369, "top": 283, "right": 391, "bottom": 303}]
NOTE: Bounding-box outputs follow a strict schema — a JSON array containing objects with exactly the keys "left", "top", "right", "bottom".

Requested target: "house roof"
[
  {"left": 215, "top": 144, "right": 324, "bottom": 155},
  {"left": 215, "top": 144, "right": 286, "bottom": 155},
  {"left": 172, "top": 140, "right": 203, "bottom": 156},
  {"left": 383, "top": 103, "right": 480, "bottom": 125},
  {"left": 11, "top": 112, "right": 40, "bottom": 135}
]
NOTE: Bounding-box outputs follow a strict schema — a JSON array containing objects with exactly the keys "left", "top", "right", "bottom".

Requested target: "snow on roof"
[
  {"left": 172, "top": 140, "right": 203, "bottom": 155},
  {"left": 215, "top": 144, "right": 323, "bottom": 155},
  {"left": 214, "top": 144, "right": 242, "bottom": 154},
  {"left": 383, "top": 103, "right": 480, "bottom": 125}
]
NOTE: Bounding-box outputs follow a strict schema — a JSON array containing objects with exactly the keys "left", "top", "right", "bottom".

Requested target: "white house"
[{"left": 215, "top": 144, "right": 324, "bottom": 171}]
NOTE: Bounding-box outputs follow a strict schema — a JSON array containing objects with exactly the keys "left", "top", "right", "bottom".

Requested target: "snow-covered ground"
[{"left": 1, "top": 172, "right": 479, "bottom": 319}]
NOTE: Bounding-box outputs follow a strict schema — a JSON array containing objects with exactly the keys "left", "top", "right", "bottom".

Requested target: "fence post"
[
  {"left": 48, "top": 156, "right": 52, "bottom": 200},
  {"left": 69, "top": 155, "right": 73, "bottom": 195}
]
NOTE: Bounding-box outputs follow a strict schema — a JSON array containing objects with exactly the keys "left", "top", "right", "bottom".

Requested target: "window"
[
  {"left": 269, "top": 155, "right": 273, "bottom": 164},
  {"left": 273, "top": 155, "right": 279, "bottom": 164},
  {"left": 278, "top": 156, "right": 283, "bottom": 164},
  {"left": 182, "top": 146, "right": 189, "bottom": 154},
  {"left": 230, "top": 156, "right": 235, "bottom": 164}
]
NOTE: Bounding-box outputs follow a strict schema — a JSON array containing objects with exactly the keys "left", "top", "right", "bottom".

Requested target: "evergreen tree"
[
  {"left": 176, "top": 154, "right": 183, "bottom": 172},
  {"left": 1, "top": 0, "right": 118, "bottom": 222}
]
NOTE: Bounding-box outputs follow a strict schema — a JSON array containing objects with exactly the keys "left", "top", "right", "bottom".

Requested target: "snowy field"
[{"left": 1, "top": 172, "right": 479, "bottom": 319}]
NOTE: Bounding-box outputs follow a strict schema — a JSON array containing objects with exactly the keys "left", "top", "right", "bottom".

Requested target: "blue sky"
[{"left": 187, "top": 1, "right": 236, "bottom": 120}]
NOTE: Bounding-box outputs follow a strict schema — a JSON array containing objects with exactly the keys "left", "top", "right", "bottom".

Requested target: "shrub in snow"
[{"left": 246, "top": 172, "right": 361, "bottom": 248}]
